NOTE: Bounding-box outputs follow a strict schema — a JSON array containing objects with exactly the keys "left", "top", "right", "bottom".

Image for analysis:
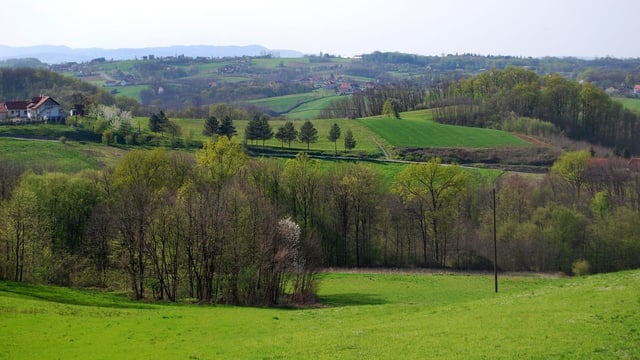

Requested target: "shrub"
[
  {"left": 572, "top": 259, "right": 591, "bottom": 276},
  {"left": 124, "top": 134, "right": 135, "bottom": 145},
  {"left": 101, "top": 129, "right": 114, "bottom": 145},
  {"left": 59, "top": 136, "right": 67, "bottom": 144}
]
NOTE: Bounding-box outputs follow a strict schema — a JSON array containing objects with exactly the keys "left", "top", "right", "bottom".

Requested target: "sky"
[{"left": 3, "top": 0, "right": 640, "bottom": 58}]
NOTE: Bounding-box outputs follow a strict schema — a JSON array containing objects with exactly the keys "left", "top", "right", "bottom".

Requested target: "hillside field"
[
  {"left": 616, "top": 97, "right": 640, "bottom": 113},
  {"left": 1, "top": 270, "right": 638, "bottom": 359},
  {"left": 131, "top": 109, "right": 529, "bottom": 158},
  {"left": 358, "top": 110, "right": 529, "bottom": 148},
  {"left": 0, "top": 138, "right": 118, "bottom": 172}
]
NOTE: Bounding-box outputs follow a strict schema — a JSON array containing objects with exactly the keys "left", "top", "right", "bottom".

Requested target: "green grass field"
[
  {"left": 112, "top": 85, "right": 148, "bottom": 102},
  {"left": 148, "top": 117, "right": 383, "bottom": 155},
  {"left": 358, "top": 110, "right": 528, "bottom": 148},
  {"left": 0, "top": 138, "right": 109, "bottom": 172},
  {"left": 1, "top": 270, "right": 638, "bottom": 359},
  {"left": 615, "top": 97, "right": 640, "bottom": 113},
  {"left": 248, "top": 93, "right": 322, "bottom": 113}
]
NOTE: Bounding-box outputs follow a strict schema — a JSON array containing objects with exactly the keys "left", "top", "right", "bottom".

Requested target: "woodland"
[{"left": 1, "top": 53, "right": 640, "bottom": 304}]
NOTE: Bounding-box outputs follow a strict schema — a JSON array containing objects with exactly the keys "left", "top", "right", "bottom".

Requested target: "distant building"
[
  {"left": 0, "top": 103, "right": 8, "bottom": 121},
  {"left": 4, "top": 101, "right": 29, "bottom": 119},
  {"left": 27, "top": 96, "right": 63, "bottom": 122},
  {"left": 0, "top": 95, "right": 64, "bottom": 123},
  {"left": 634, "top": 85, "right": 640, "bottom": 95}
]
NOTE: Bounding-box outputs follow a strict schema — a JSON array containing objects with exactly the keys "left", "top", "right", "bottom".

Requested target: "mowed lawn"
[
  {"left": 358, "top": 110, "right": 529, "bottom": 148},
  {"left": 1, "top": 270, "right": 638, "bottom": 359}
]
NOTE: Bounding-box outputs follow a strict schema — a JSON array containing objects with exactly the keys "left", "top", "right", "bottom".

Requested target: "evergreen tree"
[
  {"left": 276, "top": 121, "right": 297, "bottom": 149},
  {"left": 344, "top": 129, "right": 356, "bottom": 152},
  {"left": 245, "top": 114, "right": 261, "bottom": 144},
  {"left": 217, "top": 116, "right": 237, "bottom": 139},
  {"left": 203, "top": 115, "right": 219, "bottom": 137},
  {"left": 258, "top": 115, "right": 273, "bottom": 147},
  {"left": 327, "top": 123, "right": 341, "bottom": 155},
  {"left": 299, "top": 120, "right": 318, "bottom": 151},
  {"left": 149, "top": 111, "right": 169, "bottom": 135}
]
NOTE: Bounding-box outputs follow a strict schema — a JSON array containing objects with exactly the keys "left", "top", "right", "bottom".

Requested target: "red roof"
[
  {"left": 4, "top": 101, "right": 29, "bottom": 110},
  {"left": 635, "top": 85, "right": 640, "bottom": 90},
  {"left": 0, "top": 103, "right": 7, "bottom": 113},
  {"left": 629, "top": 157, "right": 640, "bottom": 169},
  {"left": 28, "top": 96, "right": 56, "bottom": 109}
]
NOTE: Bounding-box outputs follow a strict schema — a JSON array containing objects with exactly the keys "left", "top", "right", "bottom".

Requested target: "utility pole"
[{"left": 493, "top": 188, "right": 498, "bottom": 293}]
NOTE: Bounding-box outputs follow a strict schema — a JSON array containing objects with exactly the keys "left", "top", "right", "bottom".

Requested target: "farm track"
[{"left": 369, "top": 135, "right": 391, "bottom": 159}]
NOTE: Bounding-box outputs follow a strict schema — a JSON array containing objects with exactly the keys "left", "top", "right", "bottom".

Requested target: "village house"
[
  {"left": 0, "top": 95, "right": 64, "bottom": 123},
  {"left": 0, "top": 103, "right": 8, "bottom": 121},
  {"left": 634, "top": 84, "right": 640, "bottom": 95}
]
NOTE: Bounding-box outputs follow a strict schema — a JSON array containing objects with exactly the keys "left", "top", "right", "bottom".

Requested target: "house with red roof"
[
  {"left": 634, "top": 85, "right": 640, "bottom": 95},
  {"left": 27, "top": 96, "right": 62, "bottom": 122},
  {"left": 4, "top": 100, "right": 30, "bottom": 120},
  {"left": 1, "top": 95, "right": 63, "bottom": 123}
]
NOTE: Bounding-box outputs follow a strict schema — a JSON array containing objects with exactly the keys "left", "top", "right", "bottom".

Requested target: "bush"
[
  {"left": 124, "top": 134, "right": 135, "bottom": 145},
  {"left": 59, "top": 136, "right": 67, "bottom": 144},
  {"left": 101, "top": 129, "right": 114, "bottom": 145},
  {"left": 572, "top": 259, "right": 591, "bottom": 276}
]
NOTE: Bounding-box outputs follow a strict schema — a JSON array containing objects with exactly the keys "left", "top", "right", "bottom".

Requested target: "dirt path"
[{"left": 370, "top": 136, "right": 391, "bottom": 159}]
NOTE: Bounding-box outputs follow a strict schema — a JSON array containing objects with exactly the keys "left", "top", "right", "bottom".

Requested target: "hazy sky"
[{"left": 4, "top": 0, "right": 639, "bottom": 58}]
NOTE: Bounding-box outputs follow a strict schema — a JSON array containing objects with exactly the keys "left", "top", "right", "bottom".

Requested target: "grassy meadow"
[
  {"left": 615, "top": 97, "right": 640, "bottom": 113},
  {"left": 1, "top": 270, "right": 638, "bottom": 359},
  {"left": 0, "top": 138, "right": 119, "bottom": 172},
  {"left": 358, "top": 110, "right": 529, "bottom": 148}
]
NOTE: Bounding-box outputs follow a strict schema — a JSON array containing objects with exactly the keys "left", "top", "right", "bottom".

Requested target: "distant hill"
[{"left": 0, "top": 44, "right": 304, "bottom": 64}]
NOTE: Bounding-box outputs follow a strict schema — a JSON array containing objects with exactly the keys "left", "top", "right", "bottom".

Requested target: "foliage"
[
  {"left": 217, "top": 116, "right": 237, "bottom": 139},
  {"left": 344, "top": 129, "right": 356, "bottom": 152},
  {"left": 394, "top": 158, "right": 468, "bottom": 266},
  {"left": 148, "top": 111, "right": 170, "bottom": 134},
  {"left": 382, "top": 98, "right": 401, "bottom": 119},
  {"left": 327, "top": 123, "right": 341, "bottom": 154},
  {"left": 275, "top": 121, "right": 297, "bottom": 149},
  {"left": 202, "top": 115, "right": 219, "bottom": 137},
  {"left": 298, "top": 120, "right": 318, "bottom": 150},
  {"left": 431, "top": 67, "right": 640, "bottom": 155}
]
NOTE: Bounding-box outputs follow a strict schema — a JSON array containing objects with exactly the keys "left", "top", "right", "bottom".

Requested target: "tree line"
[
  {"left": 318, "top": 85, "right": 426, "bottom": 119},
  {"left": 2, "top": 141, "right": 640, "bottom": 302},
  {"left": 429, "top": 67, "right": 640, "bottom": 155}
]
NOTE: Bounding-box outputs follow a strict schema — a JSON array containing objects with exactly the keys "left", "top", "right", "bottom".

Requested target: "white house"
[
  {"left": 27, "top": 96, "right": 63, "bottom": 122},
  {"left": 4, "top": 100, "right": 29, "bottom": 120}
]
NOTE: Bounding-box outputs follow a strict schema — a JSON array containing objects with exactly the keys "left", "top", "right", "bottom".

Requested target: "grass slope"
[
  {"left": 615, "top": 97, "right": 640, "bottom": 113},
  {"left": 0, "top": 138, "right": 108, "bottom": 172},
  {"left": 358, "top": 110, "right": 528, "bottom": 148},
  {"left": 1, "top": 270, "right": 638, "bottom": 359}
]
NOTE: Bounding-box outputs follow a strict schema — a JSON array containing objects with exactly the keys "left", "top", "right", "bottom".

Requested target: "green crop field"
[
  {"left": 358, "top": 110, "right": 528, "bottom": 148},
  {"left": 112, "top": 85, "right": 148, "bottom": 102},
  {"left": 143, "top": 117, "right": 383, "bottom": 155},
  {"left": 1, "top": 270, "right": 638, "bottom": 359},
  {"left": 286, "top": 95, "right": 342, "bottom": 120}
]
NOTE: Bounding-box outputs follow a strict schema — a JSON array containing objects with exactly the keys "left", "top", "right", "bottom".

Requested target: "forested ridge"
[{"left": 429, "top": 67, "right": 640, "bottom": 155}]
